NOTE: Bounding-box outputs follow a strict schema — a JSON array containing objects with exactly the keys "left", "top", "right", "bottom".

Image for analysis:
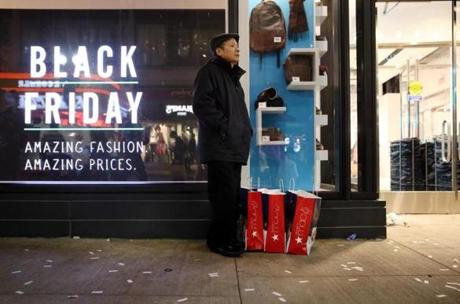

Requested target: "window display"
[{"left": 248, "top": 0, "right": 328, "bottom": 191}]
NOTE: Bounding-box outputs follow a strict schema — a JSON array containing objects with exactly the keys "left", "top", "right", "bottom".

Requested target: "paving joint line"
[
  {"left": 388, "top": 237, "right": 460, "bottom": 274},
  {"left": 234, "top": 258, "right": 243, "bottom": 304}
]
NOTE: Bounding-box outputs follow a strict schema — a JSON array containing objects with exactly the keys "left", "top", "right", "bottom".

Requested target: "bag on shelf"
[
  {"left": 285, "top": 190, "right": 321, "bottom": 255},
  {"left": 283, "top": 54, "right": 314, "bottom": 84},
  {"left": 262, "top": 127, "right": 284, "bottom": 142},
  {"left": 255, "top": 87, "right": 284, "bottom": 109},
  {"left": 250, "top": 0, "right": 287, "bottom": 67}
]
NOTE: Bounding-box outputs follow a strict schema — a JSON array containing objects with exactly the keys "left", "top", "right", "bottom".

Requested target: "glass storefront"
[{"left": 376, "top": 1, "right": 454, "bottom": 192}]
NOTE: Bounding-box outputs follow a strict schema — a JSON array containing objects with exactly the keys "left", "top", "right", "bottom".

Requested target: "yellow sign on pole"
[{"left": 408, "top": 81, "right": 423, "bottom": 96}]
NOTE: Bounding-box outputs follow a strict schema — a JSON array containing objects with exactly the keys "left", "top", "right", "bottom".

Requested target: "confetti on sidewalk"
[
  {"left": 445, "top": 285, "right": 460, "bottom": 292},
  {"left": 46, "top": 260, "right": 53, "bottom": 263},
  {"left": 284, "top": 270, "right": 292, "bottom": 274},
  {"left": 24, "top": 281, "right": 33, "bottom": 286},
  {"left": 43, "top": 265, "right": 52, "bottom": 268},
  {"left": 15, "top": 290, "right": 24, "bottom": 295},
  {"left": 446, "top": 282, "right": 460, "bottom": 286},
  {"left": 278, "top": 297, "right": 287, "bottom": 302},
  {"left": 177, "top": 298, "right": 188, "bottom": 303},
  {"left": 440, "top": 269, "right": 450, "bottom": 272},
  {"left": 298, "top": 280, "right": 309, "bottom": 284},
  {"left": 91, "top": 290, "right": 103, "bottom": 294},
  {"left": 272, "top": 291, "right": 282, "bottom": 297},
  {"left": 348, "top": 278, "right": 358, "bottom": 282},
  {"left": 108, "top": 270, "right": 118, "bottom": 273},
  {"left": 142, "top": 271, "right": 152, "bottom": 274},
  {"left": 67, "top": 295, "right": 79, "bottom": 299},
  {"left": 208, "top": 272, "right": 219, "bottom": 278},
  {"left": 244, "top": 288, "right": 255, "bottom": 292},
  {"left": 436, "top": 294, "right": 447, "bottom": 298},
  {"left": 89, "top": 251, "right": 95, "bottom": 255},
  {"left": 414, "top": 278, "right": 423, "bottom": 283},
  {"left": 11, "top": 270, "right": 22, "bottom": 274},
  {"left": 90, "top": 257, "right": 100, "bottom": 260},
  {"left": 127, "top": 279, "right": 134, "bottom": 284},
  {"left": 118, "top": 263, "right": 125, "bottom": 266}
]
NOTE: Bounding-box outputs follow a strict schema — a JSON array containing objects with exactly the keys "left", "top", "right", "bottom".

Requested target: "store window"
[
  {"left": 375, "top": 1, "right": 455, "bottom": 192},
  {"left": 0, "top": 4, "right": 226, "bottom": 183},
  {"left": 246, "top": 0, "right": 336, "bottom": 192}
]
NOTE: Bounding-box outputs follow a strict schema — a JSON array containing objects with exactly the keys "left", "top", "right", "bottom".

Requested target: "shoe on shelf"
[{"left": 316, "top": 139, "right": 324, "bottom": 150}]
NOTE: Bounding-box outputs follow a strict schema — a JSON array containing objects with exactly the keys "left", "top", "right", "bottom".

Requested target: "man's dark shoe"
[{"left": 208, "top": 242, "right": 244, "bottom": 257}]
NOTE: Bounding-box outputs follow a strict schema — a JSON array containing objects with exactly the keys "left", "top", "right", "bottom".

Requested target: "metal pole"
[
  {"left": 415, "top": 59, "right": 420, "bottom": 139},
  {"left": 452, "top": 0, "right": 458, "bottom": 196},
  {"left": 407, "top": 60, "right": 411, "bottom": 138},
  {"left": 399, "top": 73, "right": 403, "bottom": 191}
]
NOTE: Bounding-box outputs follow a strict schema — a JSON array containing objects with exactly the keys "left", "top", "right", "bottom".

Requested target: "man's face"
[{"left": 216, "top": 38, "right": 239, "bottom": 65}]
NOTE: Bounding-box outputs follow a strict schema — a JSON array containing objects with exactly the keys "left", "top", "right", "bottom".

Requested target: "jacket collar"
[{"left": 211, "top": 56, "right": 246, "bottom": 80}]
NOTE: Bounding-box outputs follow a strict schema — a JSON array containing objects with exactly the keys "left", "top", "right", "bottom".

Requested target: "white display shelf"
[
  {"left": 288, "top": 48, "right": 316, "bottom": 56},
  {"left": 257, "top": 106, "right": 287, "bottom": 114},
  {"left": 287, "top": 76, "right": 326, "bottom": 91},
  {"left": 315, "top": 5, "right": 328, "bottom": 26},
  {"left": 316, "top": 40, "right": 328, "bottom": 56},
  {"left": 258, "top": 140, "right": 286, "bottom": 146},
  {"left": 256, "top": 107, "right": 287, "bottom": 146},
  {"left": 315, "top": 114, "right": 328, "bottom": 126},
  {"left": 287, "top": 81, "right": 316, "bottom": 91},
  {"left": 316, "top": 150, "right": 328, "bottom": 161},
  {"left": 318, "top": 75, "right": 328, "bottom": 89}
]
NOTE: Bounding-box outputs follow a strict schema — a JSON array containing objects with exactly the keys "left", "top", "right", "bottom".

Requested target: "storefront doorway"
[{"left": 372, "top": 1, "right": 460, "bottom": 213}]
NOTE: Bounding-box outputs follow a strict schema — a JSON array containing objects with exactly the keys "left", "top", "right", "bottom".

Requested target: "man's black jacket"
[{"left": 192, "top": 56, "right": 252, "bottom": 164}]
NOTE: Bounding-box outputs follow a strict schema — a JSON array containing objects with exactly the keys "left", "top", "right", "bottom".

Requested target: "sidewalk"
[{"left": 0, "top": 215, "right": 459, "bottom": 304}]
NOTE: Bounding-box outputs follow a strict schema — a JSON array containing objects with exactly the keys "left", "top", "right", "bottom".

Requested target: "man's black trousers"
[{"left": 207, "top": 161, "right": 242, "bottom": 247}]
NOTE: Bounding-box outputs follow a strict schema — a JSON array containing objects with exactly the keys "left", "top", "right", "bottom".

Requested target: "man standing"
[{"left": 193, "top": 33, "right": 252, "bottom": 257}]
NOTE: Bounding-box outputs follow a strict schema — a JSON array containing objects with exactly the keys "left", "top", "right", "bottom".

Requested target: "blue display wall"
[{"left": 249, "top": 0, "right": 315, "bottom": 190}]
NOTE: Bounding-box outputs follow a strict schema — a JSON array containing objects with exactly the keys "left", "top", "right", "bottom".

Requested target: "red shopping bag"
[
  {"left": 286, "top": 191, "right": 321, "bottom": 255},
  {"left": 245, "top": 191, "right": 264, "bottom": 251},
  {"left": 264, "top": 193, "right": 286, "bottom": 253}
]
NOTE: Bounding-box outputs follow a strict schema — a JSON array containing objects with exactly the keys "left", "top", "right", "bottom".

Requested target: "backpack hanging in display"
[
  {"left": 283, "top": 54, "right": 313, "bottom": 84},
  {"left": 288, "top": 0, "right": 308, "bottom": 41},
  {"left": 249, "top": 0, "right": 287, "bottom": 67}
]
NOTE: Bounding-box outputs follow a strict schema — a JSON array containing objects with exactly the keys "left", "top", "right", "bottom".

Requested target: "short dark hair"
[{"left": 210, "top": 33, "right": 239, "bottom": 55}]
